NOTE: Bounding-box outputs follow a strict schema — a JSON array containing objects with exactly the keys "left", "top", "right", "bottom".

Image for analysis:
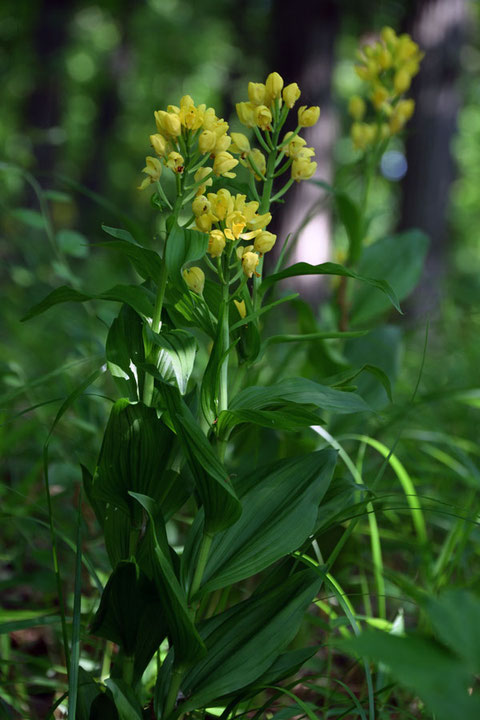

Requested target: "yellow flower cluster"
[
  {"left": 192, "top": 189, "right": 275, "bottom": 276},
  {"left": 138, "top": 95, "right": 238, "bottom": 190},
  {"left": 349, "top": 27, "right": 423, "bottom": 150},
  {"left": 233, "top": 71, "right": 320, "bottom": 184}
]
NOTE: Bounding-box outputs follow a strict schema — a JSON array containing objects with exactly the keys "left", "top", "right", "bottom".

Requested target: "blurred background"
[{"left": 1, "top": 0, "right": 480, "bottom": 716}]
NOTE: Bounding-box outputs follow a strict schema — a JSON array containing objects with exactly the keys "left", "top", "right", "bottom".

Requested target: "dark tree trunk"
[{"left": 399, "top": 0, "right": 467, "bottom": 315}]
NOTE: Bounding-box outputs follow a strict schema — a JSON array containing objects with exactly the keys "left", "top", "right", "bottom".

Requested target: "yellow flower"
[
  {"left": 195, "top": 213, "right": 213, "bottom": 233},
  {"left": 213, "top": 151, "right": 238, "bottom": 178},
  {"left": 371, "top": 84, "right": 390, "bottom": 110},
  {"left": 166, "top": 151, "right": 184, "bottom": 173},
  {"left": 224, "top": 211, "right": 247, "bottom": 240},
  {"left": 282, "top": 82, "right": 301, "bottom": 108},
  {"left": 247, "top": 148, "right": 266, "bottom": 180},
  {"left": 150, "top": 133, "right": 168, "bottom": 156},
  {"left": 230, "top": 132, "right": 251, "bottom": 155},
  {"left": 194, "top": 167, "right": 213, "bottom": 196},
  {"left": 246, "top": 211, "right": 271, "bottom": 231},
  {"left": 198, "top": 130, "right": 217, "bottom": 154},
  {"left": 351, "top": 122, "right": 377, "bottom": 150},
  {"left": 236, "top": 101, "right": 256, "bottom": 127},
  {"left": 283, "top": 132, "right": 307, "bottom": 158},
  {"left": 348, "top": 96, "right": 366, "bottom": 121},
  {"left": 138, "top": 156, "right": 162, "bottom": 190},
  {"left": 254, "top": 230, "right": 276, "bottom": 254},
  {"left": 233, "top": 299, "right": 247, "bottom": 319},
  {"left": 291, "top": 157, "right": 317, "bottom": 181},
  {"left": 248, "top": 82, "right": 266, "bottom": 105},
  {"left": 154, "top": 110, "right": 181, "bottom": 137},
  {"left": 298, "top": 105, "right": 321, "bottom": 127},
  {"left": 254, "top": 105, "right": 273, "bottom": 132},
  {"left": 183, "top": 267, "right": 205, "bottom": 294},
  {"left": 265, "top": 71, "right": 284, "bottom": 104},
  {"left": 192, "top": 195, "right": 211, "bottom": 217},
  {"left": 242, "top": 250, "right": 260, "bottom": 278},
  {"left": 208, "top": 229, "right": 226, "bottom": 258},
  {"left": 213, "top": 133, "right": 232, "bottom": 153},
  {"left": 209, "top": 189, "right": 233, "bottom": 221},
  {"left": 203, "top": 107, "right": 229, "bottom": 136},
  {"left": 393, "top": 68, "right": 412, "bottom": 94},
  {"left": 389, "top": 98, "right": 415, "bottom": 133}
]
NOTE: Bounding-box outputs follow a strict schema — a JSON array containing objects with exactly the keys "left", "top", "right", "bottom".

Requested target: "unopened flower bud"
[
  {"left": 198, "top": 130, "right": 217, "bottom": 154},
  {"left": 254, "top": 231, "right": 277, "bottom": 254},
  {"left": 183, "top": 267, "right": 205, "bottom": 294},
  {"left": 208, "top": 229, "right": 226, "bottom": 258},
  {"left": 150, "top": 133, "right": 168, "bottom": 156},
  {"left": 282, "top": 82, "right": 301, "bottom": 109},
  {"left": 242, "top": 250, "right": 260, "bottom": 278},
  {"left": 248, "top": 82, "right": 266, "bottom": 106},
  {"left": 298, "top": 105, "right": 321, "bottom": 127}
]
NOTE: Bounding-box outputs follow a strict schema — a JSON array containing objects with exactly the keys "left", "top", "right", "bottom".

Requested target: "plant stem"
[
  {"left": 190, "top": 531, "right": 214, "bottom": 600},
  {"left": 164, "top": 666, "right": 184, "bottom": 719},
  {"left": 122, "top": 654, "right": 134, "bottom": 685},
  {"left": 142, "top": 258, "right": 168, "bottom": 406}
]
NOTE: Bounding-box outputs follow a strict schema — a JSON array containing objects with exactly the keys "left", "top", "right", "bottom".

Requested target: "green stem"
[
  {"left": 164, "top": 666, "right": 184, "bottom": 719},
  {"left": 142, "top": 258, "right": 168, "bottom": 406},
  {"left": 271, "top": 177, "right": 294, "bottom": 202},
  {"left": 190, "top": 531, "right": 214, "bottom": 600},
  {"left": 253, "top": 124, "right": 272, "bottom": 155},
  {"left": 122, "top": 654, "right": 134, "bottom": 685}
]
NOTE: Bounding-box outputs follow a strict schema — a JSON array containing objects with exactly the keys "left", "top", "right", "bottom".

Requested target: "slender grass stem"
[
  {"left": 164, "top": 666, "right": 184, "bottom": 719},
  {"left": 190, "top": 531, "right": 214, "bottom": 600}
]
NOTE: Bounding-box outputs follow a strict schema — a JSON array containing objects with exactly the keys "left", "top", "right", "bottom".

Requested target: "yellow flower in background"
[
  {"left": 166, "top": 151, "right": 184, "bottom": 173},
  {"left": 265, "top": 71, "right": 284, "bottom": 104},
  {"left": 389, "top": 98, "right": 415, "bottom": 133},
  {"left": 241, "top": 250, "right": 260, "bottom": 278},
  {"left": 233, "top": 299, "right": 247, "bottom": 319},
  {"left": 254, "top": 230, "right": 276, "bottom": 254},
  {"left": 208, "top": 229, "right": 226, "bottom": 258},
  {"left": 393, "top": 68, "right": 412, "bottom": 94},
  {"left": 183, "top": 267, "right": 205, "bottom": 294},
  {"left": 213, "top": 151, "right": 238, "bottom": 178},
  {"left": 351, "top": 122, "right": 377, "bottom": 150},
  {"left": 282, "top": 82, "right": 301, "bottom": 109},
  {"left": 248, "top": 82, "right": 266, "bottom": 106},
  {"left": 150, "top": 133, "right": 168, "bottom": 156},
  {"left": 246, "top": 148, "right": 266, "bottom": 180},
  {"left": 254, "top": 105, "right": 273, "bottom": 132},
  {"left": 230, "top": 132, "right": 251, "bottom": 156},
  {"left": 138, "top": 156, "right": 162, "bottom": 190},
  {"left": 348, "top": 96, "right": 366, "bottom": 121},
  {"left": 292, "top": 156, "right": 317, "bottom": 182},
  {"left": 198, "top": 130, "right": 217, "bottom": 154},
  {"left": 298, "top": 105, "right": 321, "bottom": 127},
  {"left": 194, "top": 167, "right": 213, "bottom": 196}
]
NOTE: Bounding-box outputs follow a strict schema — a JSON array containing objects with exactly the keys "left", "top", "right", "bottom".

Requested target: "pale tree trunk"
[
  {"left": 399, "top": 0, "right": 468, "bottom": 316},
  {"left": 269, "top": 0, "right": 340, "bottom": 301}
]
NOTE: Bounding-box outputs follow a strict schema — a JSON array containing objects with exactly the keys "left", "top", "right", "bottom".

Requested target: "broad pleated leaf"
[
  {"left": 259, "top": 261, "right": 400, "bottom": 313},
  {"left": 130, "top": 493, "right": 206, "bottom": 667},
  {"left": 161, "top": 386, "right": 242, "bottom": 534},
  {"left": 184, "top": 450, "right": 336, "bottom": 592},
  {"left": 93, "top": 399, "right": 176, "bottom": 516},
  {"left": 216, "top": 404, "right": 325, "bottom": 436},
  {"left": 230, "top": 377, "right": 371, "bottom": 415},
  {"left": 106, "top": 305, "right": 145, "bottom": 400},
  {"left": 144, "top": 327, "right": 196, "bottom": 395},
  {"left": 22, "top": 283, "right": 155, "bottom": 321},
  {"left": 180, "top": 569, "right": 323, "bottom": 711},
  {"left": 105, "top": 679, "right": 143, "bottom": 720},
  {"left": 99, "top": 237, "right": 163, "bottom": 282},
  {"left": 165, "top": 223, "right": 208, "bottom": 284}
]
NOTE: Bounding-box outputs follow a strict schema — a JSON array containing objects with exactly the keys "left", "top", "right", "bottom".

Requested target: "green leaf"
[
  {"left": 93, "top": 399, "right": 176, "bottom": 517},
  {"left": 345, "top": 326, "right": 401, "bottom": 408},
  {"left": 104, "top": 679, "right": 143, "bottom": 720},
  {"left": 350, "top": 230, "right": 429, "bottom": 325},
  {"left": 335, "top": 192, "right": 363, "bottom": 264},
  {"left": 106, "top": 305, "right": 145, "bottom": 400},
  {"left": 165, "top": 223, "right": 208, "bottom": 284},
  {"left": 426, "top": 590, "right": 480, "bottom": 672},
  {"left": 185, "top": 450, "right": 336, "bottom": 592},
  {"left": 339, "top": 630, "right": 480, "bottom": 720},
  {"left": 101, "top": 225, "right": 163, "bottom": 281},
  {"left": 22, "top": 284, "right": 155, "bottom": 321},
  {"left": 260, "top": 262, "right": 401, "bottom": 314},
  {"left": 11, "top": 207, "right": 46, "bottom": 230},
  {"left": 56, "top": 229, "right": 89, "bottom": 258},
  {"left": 160, "top": 387, "right": 242, "bottom": 534},
  {"left": 230, "top": 377, "right": 371, "bottom": 415},
  {"left": 144, "top": 327, "right": 197, "bottom": 395},
  {"left": 216, "top": 404, "right": 325, "bottom": 436},
  {"left": 89, "top": 560, "right": 167, "bottom": 680},
  {"left": 130, "top": 493, "right": 206, "bottom": 667},
  {"left": 180, "top": 569, "right": 323, "bottom": 711}
]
